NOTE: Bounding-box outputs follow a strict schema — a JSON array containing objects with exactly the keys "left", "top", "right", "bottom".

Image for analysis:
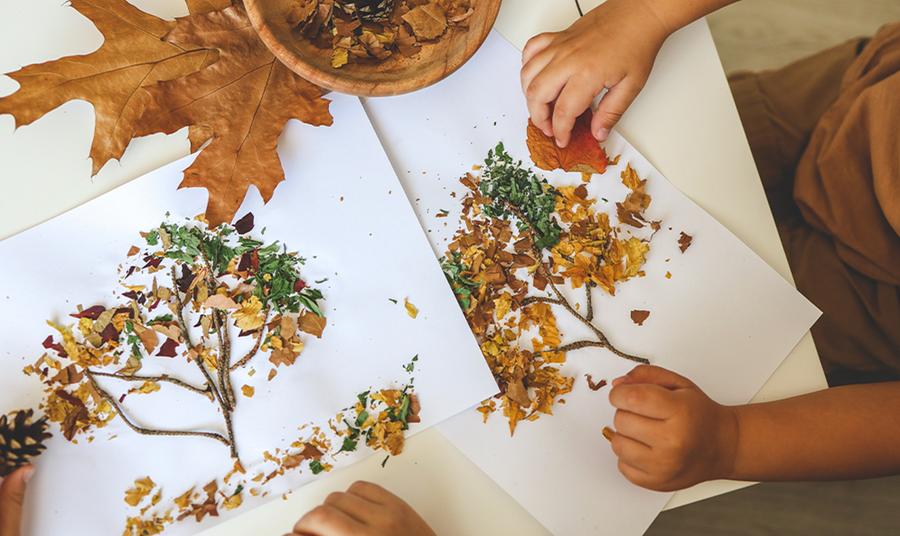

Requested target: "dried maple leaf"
[
  {"left": 186, "top": 0, "right": 235, "bottom": 13},
  {"left": 135, "top": 3, "right": 334, "bottom": 227},
  {"left": 526, "top": 110, "right": 609, "bottom": 176},
  {"left": 0, "top": 0, "right": 218, "bottom": 175}
]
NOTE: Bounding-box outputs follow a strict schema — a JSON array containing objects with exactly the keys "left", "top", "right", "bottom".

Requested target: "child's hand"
[
  {"left": 520, "top": 0, "right": 670, "bottom": 147},
  {"left": 287, "top": 481, "right": 438, "bottom": 536},
  {"left": 608, "top": 365, "right": 739, "bottom": 492},
  {"left": 0, "top": 465, "right": 33, "bottom": 536}
]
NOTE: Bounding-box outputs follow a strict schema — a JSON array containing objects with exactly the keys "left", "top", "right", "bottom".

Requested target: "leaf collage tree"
[
  {"left": 29, "top": 213, "right": 327, "bottom": 461},
  {"left": 0, "top": 0, "right": 334, "bottom": 227},
  {"left": 443, "top": 122, "right": 660, "bottom": 434}
]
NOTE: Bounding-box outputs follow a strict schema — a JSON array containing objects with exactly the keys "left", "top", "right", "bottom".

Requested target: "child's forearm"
[
  {"left": 641, "top": 0, "right": 741, "bottom": 36},
  {"left": 729, "top": 382, "right": 900, "bottom": 482}
]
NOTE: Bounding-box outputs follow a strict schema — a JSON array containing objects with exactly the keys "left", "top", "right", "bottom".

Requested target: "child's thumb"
[
  {"left": 613, "top": 364, "right": 695, "bottom": 390},
  {"left": 0, "top": 464, "right": 33, "bottom": 536}
]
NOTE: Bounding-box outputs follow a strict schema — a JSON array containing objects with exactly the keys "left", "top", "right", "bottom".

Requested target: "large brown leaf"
[
  {"left": 135, "top": 4, "right": 334, "bottom": 227},
  {"left": 0, "top": 0, "right": 218, "bottom": 175}
]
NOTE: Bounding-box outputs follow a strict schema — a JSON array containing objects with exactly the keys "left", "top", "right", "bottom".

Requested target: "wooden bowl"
[{"left": 244, "top": 0, "right": 501, "bottom": 97}]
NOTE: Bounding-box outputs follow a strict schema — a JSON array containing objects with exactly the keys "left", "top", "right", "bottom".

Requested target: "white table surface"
[{"left": 0, "top": 0, "right": 827, "bottom": 533}]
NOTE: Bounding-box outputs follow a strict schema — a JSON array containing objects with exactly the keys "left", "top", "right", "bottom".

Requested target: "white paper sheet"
[
  {"left": 363, "top": 31, "right": 822, "bottom": 536},
  {"left": 0, "top": 0, "right": 201, "bottom": 240},
  {"left": 0, "top": 94, "right": 498, "bottom": 536}
]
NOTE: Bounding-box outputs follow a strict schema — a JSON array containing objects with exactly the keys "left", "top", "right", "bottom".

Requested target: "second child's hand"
[{"left": 520, "top": 0, "right": 670, "bottom": 148}]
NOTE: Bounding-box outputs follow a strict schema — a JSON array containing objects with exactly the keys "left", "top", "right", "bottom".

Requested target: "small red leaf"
[
  {"left": 70, "top": 305, "right": 106, "bottom": 319},
  {"left": 234, "top": 212, "right": 254, "bottom": 234},
  {"left": 156, "top": 338, "right": 179, "bottom": 358}
]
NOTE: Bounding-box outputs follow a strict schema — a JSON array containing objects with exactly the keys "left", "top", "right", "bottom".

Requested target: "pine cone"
[{"left": 0, "top": 409, "right": 52, "bottom": 477}]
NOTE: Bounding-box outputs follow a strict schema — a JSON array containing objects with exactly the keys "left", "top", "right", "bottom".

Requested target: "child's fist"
[{"left": 608, "top": 365, "right": 739, "bottom": 491}]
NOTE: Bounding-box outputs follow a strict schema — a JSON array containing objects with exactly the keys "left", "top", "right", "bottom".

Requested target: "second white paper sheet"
[{"left": 363, "top": 31, "right": 821, "bottom": 536}]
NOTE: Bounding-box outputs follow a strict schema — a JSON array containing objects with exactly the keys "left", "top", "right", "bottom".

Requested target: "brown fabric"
[
  {"left": 728, "top": 26, "right": 900, "bottom": 385},
  {"left": 729, "top": 37, "right": 867, "bottom": 195},
  {"left": 794, "top": 23, "right": 900, "bottom": 286}
]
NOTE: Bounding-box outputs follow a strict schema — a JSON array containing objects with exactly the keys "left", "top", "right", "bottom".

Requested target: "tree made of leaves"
[
  {"left": 442, "top": 143, "right": 656, "bottom": 433},
  {"left": 31, "top": 214, "right": 326, "bottom": 460}
]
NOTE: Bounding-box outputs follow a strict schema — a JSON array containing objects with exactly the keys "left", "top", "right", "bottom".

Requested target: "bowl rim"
[{"left": 244, "top": 0, "right": 501, "bottom": 97}]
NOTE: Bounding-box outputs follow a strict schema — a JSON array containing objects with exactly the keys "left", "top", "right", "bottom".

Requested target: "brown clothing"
[{"left": 729, "top": 23, "right": 900, "bottom": 386}]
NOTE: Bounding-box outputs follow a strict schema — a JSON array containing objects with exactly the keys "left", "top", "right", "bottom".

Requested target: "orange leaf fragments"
[
  {"left": 135, "top": 3, "right": 334, "bottom": 227},
  {"left": 526, "top": 110, "right": 609, "bottom": 176},
  {"left": 0, "top": 0, "right": 218, "bottom": 175}
]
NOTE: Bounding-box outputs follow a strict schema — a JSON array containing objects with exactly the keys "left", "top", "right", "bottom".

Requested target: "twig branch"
[
  {"left": 210, "top": 309, "right": 234, "bottom": 411},
  {"left": 521, "top": 295, "right": 565, "bottom": 307},
  {"left": 84, "top": 369, "right": 231, "bottom": 448},
  {"left": 554, "top": 340, "right": 648, "bottom": 364},
  {"left": 585, "top": 280, "right": 595, "bottom": 322},
  {"left": 171, "top": 266, "right": 195, "bottom": 352},
  {"left": 170, "top": 263, "right": 238, "bottom": 458},
  {"left": 89, "top": 371, "right": 212, "bottom": 398},
  {"left": 229, "top": 305, "right": 270, "bottom": 371}
]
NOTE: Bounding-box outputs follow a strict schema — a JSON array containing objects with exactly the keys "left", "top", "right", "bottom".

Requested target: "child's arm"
[
  {"left": 609, "top": 365, "right": 900, "bottom": 491},
  {"left": 521, "top": 0, "right": 738, "bottom": 148},
  {"left": 287, "top": 481, "right": 438, "bottom": 536}
]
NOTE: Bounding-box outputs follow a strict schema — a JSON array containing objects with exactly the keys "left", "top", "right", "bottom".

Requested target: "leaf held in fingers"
[{"left": 526, "top": 110, "right": 609, "bottom": 176}]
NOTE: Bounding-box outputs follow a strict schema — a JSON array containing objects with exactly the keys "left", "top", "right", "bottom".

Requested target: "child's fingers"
[
  {"left": 0, "top": 465, "right": 32, "bottom": 536},
  {"left": 609, "top": 382, "right": 679, "bottom": 420},
  {"left": 521, "top": 55, "right": 560, "bottom": 137},
  {"left": 345, "top": 480, "right": 390, "bottom": 505},
  {"left": 521, "top": 32, "right": 555, "bottom": 66},
  {"left": 591, "top": 79, "right": 643, "bottom": 142},
  {"left": 291, "top": 504, "right": 363, "bottom": 536},
  {"left": 613, "top": 364, "right": 696, "bottom": 390},
  {"left": 610, "top": 431, "right": 653, "bottom": 471},
  {"left": 550, "top": 78, "right": 598, "bottom": 147},
  {"left": 613, "top": 408, "right": 667, "bottom": 445},
  {"left": 616, "top": 458, "right": 655, "bottom": 488},
  {"left": 322, "top": 489, "right": 378, "bottom": 525}
]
